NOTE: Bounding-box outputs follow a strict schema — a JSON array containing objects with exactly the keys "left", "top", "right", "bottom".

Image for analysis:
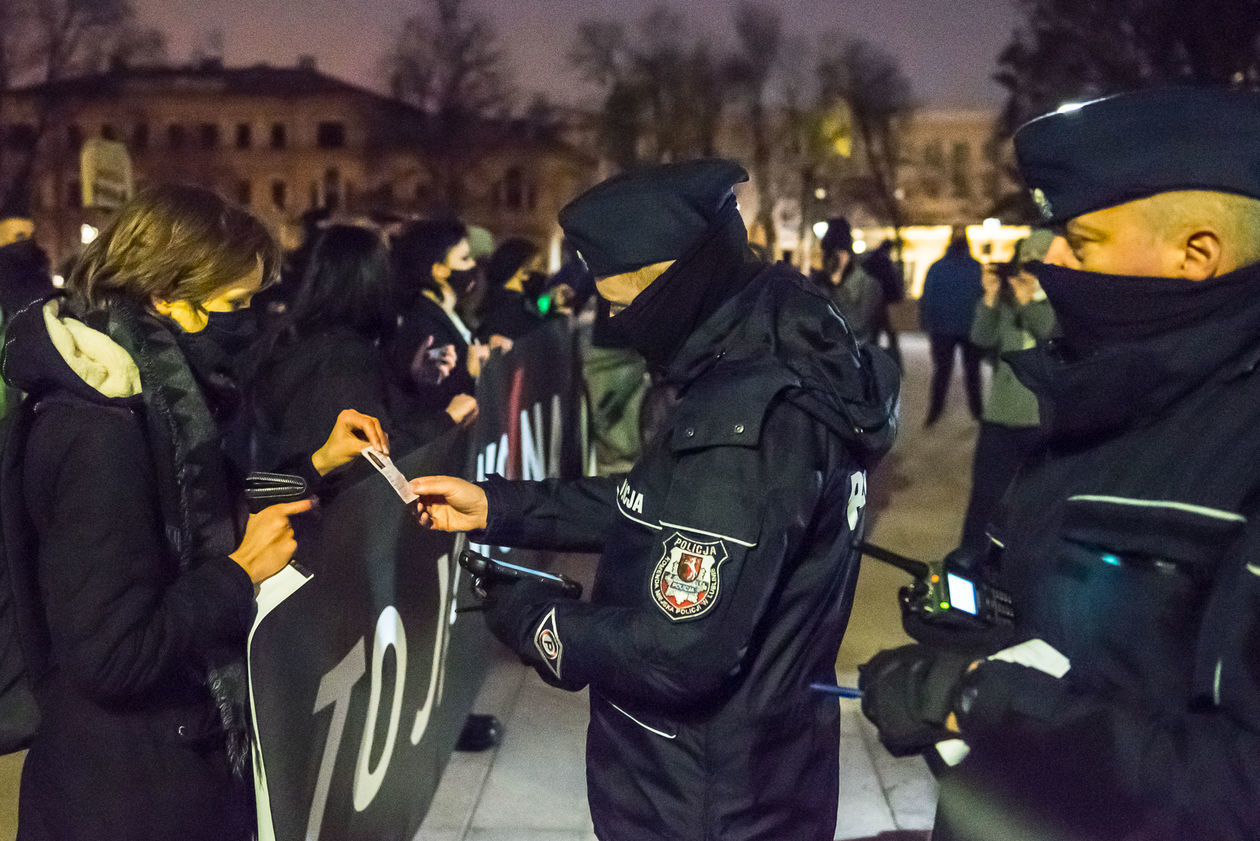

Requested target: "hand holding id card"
[{"left": 361, "top": 446, "right": 420, "bottom": 504}]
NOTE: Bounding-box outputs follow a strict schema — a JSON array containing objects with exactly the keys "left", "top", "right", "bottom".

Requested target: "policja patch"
[{"left": 651, "top": 532, "right": 730, "bottom": 620}]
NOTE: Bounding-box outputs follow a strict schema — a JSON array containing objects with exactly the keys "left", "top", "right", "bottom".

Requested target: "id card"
[{"left": 361, "top": 446, "right": 419, "bottom": 504}]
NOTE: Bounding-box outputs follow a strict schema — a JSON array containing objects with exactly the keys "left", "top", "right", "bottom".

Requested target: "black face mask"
[
  {"left": 447, "top": 268, "right": 479, "bottom": 299},
  {"left": 522, "top": 271, "right": 549, "bottom": 301},
  {"left": 201, "top": 308, "right": 261, "bottom": 357}
]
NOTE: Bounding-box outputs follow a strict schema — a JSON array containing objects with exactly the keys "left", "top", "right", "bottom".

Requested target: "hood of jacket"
[
  {"left": 664, "top": 261, "right": 900, "bottom": 463},
  {"left": 2, "top": 298, "right": 141, "bottom": 406}
]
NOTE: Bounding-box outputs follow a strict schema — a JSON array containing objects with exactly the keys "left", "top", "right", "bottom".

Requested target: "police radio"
[{"left": 858, "top": 542, "right": 1014, "bottom": 630}]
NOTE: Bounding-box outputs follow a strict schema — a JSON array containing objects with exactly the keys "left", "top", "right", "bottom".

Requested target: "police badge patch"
[
  {"left": 651, "top": 532, "right": 730, "bottom": 621},
  {"left": 534, "top": 607, "right": 563, "bottom": 679}
]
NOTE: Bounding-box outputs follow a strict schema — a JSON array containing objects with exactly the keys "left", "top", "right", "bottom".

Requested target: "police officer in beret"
[
  {"left": 409, "top": 158, "right": 899, "bottom": 840},
  {"left": 859, "top": 86, "right": 1260, "bottom": 840}
]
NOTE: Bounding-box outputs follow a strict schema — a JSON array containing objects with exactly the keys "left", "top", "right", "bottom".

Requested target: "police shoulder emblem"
[
  {"left": 650, "top": 531, "right": 730, "bottom": 621},
  {"left": 534, "top": 607, "right": 563, "bottom": 679}
]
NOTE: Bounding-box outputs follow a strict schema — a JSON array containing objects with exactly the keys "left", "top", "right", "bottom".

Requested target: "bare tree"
[
  {"left": 382, "top": 0, "right": 515, "bottom": 213},
  {"left": 568, "top": 4, "right": 727, "bottom": 167},
  {"left": 817, "top": 35, "right": 915, "bottom": 235},
  {"left": 0, "top": 0, "right": 165, "bottom": 213},
  {"left": 725, "top": 1, "right": 784, "bottom": 256}
]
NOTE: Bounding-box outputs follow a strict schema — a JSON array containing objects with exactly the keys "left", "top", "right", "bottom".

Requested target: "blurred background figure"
[
  {"left": 955, "top": 229, "right": 1056, "bottom": 567},
  {"left": 474, "top": 236, "right": 552, "bottom": 341},
  {"left": 920, "top": 225, "right": 984, "bottom": 426},
  {"left": 862, "top": 238, "right": 906, "bottom": 370},
  {"left": 0, "top": 199, "right": 55, "bottom": 420},
  {"left": 244, "top": 223, "right": 475, "bottom": 472},
  {"left": 811, "top": 216, "right": 885, "bottom": 345},
  {"left": 389, "top": 219, "right": 511, "bottom": 414}
]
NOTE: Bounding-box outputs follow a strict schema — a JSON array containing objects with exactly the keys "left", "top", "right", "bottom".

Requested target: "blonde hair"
[{"left": 68, "top": 184, "right": 279, "bottom": 310}]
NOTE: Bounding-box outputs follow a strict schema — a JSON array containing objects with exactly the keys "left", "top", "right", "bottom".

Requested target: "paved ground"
[{"left": 0, "top": 332, "right": 983, "bottom": 840}]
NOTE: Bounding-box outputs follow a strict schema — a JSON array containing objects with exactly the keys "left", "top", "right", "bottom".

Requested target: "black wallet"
[{"left": 243, "top": 472, "right": 309, "bottom": 513}]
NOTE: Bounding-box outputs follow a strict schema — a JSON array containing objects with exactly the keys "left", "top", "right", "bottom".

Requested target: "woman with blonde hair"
[{"left": 0, "top": 184, "right": 385, "bottom": 841}]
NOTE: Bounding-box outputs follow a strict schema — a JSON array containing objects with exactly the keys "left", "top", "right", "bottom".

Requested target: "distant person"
[
  {"left": 920, "top": 227, "right": 984, "bottom": 425},
  {"left": 811, "top": 216, "right": 885, "bottom": 344},
  {"left": 0, "top": 200, "right": 55, "bottom": 418},
  {"left": 956, "top": 230, "right": 1056, "bottom": 565},
  {"left": 474, "top": 237, "right": 551, "bottom": 342},
  {"left": 863, "top": 238, "right": 905, "bottom": 369},
  {"left": 389, "top": 219, "right": 511, "bottom": 409}
]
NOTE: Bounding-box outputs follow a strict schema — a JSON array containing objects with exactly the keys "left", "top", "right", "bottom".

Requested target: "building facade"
[{"left": 0, "top": 60, "right": 596, "bottom": 267}]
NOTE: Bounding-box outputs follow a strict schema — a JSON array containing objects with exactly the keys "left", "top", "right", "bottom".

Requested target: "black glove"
[
  {"left": 481, "top": 577, "right": 563, "bottom": 672},
  {"left": 858, "top": 643, "right": 975, "bottom": 757}
]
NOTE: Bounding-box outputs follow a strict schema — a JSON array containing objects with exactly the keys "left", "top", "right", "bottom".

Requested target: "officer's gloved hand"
[
  {"left": 858, "top": 643, "right": 975, "bottom": 756},
  {"left": 482, "top": 578, "right": 557, "bottom": 659}
]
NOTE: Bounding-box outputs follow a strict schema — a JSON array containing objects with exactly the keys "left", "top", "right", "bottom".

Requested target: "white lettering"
[
  {"left": 847, "top": 471, "right": 868, "bottom": 531},
  {"left": 307, "top": 639, "right": 366, "bottom": 841},
  {"left": 352, "top": 607, "right": 407, "bottom": 812}
]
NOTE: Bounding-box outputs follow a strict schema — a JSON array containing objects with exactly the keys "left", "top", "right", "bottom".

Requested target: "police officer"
[
  {"left": 410, "top": 159, "right": 899, "bottom": 841},
  {"left": 859, "top": 87, "right": 1260, "bottom": 840}
]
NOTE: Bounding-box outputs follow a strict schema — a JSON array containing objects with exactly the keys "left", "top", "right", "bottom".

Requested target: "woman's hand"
[
  {"left": 411, "top": 335, "right": 456, "bottom": 386},
  {"left": 445, "top": 393, "right": 478, "bottom": 425},
  {"left": 466, "top": 340, "right": 491, "bottom": 379},
  {"left": 981, "top": 263, "right": 1002, "bottom": 307},
  {"left": 312, "top": 409, "right": 388, "bottom": 476},
  {"left": 487, "top": 334, "right": 514, "bottom": 354},
  {"left": 230, "top": 499, "right": 313, "bottom": 583},
  {"left": 407, "top": 475, "right": 488, "bottom": 532}
]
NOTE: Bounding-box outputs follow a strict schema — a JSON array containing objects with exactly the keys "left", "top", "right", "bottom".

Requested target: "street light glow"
[
  {"left": 812, "top": 221, "right": 829, "bottom": 239},
  {"left": 81, "top": 223, "right": 99, "bottom": 245}
]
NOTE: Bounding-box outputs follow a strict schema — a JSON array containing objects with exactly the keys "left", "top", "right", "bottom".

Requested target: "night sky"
[{"left": 135, "top": 0, "right": 1022, "bottom": 109}]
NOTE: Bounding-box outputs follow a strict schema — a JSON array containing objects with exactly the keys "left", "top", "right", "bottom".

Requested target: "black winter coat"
[
  {"left": 249, "top": 326, "right": 453, "bottom": 467},
  {"left": 2, "top": 302, "right": 256, "bottom": 841},
  {"left": 478, "top": 263, "right": 898, "bottom": 841},
  {"left": 390, "top": 294, "right": 476, "bottom": 409},
  {"left": 937, "top": 261, "right": 1260, "bottom": 841}
]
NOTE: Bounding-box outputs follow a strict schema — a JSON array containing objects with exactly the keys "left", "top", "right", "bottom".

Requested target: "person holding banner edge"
[
  {"left": 0, "top": 184, "right": 388, "bottom": 841},
  {"left": 410, "top": 159, "right": 899, "bottom": 841}
]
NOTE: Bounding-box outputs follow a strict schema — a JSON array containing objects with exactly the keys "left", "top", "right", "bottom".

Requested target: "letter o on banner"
[{"left": 353, "top": 606, "right": 408, "bottom": 811}]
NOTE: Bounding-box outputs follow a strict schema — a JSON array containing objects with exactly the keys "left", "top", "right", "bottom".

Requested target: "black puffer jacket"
[{"left": 478, "top": 261, "right": 899, "bottom": 841}]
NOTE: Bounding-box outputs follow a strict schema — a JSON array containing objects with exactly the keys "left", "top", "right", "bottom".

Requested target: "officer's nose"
[{"left": 1043, "top": 236, "right": 1077, "bottom": 268}]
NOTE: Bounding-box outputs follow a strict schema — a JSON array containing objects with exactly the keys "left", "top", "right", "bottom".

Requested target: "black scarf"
[
  {"left": 599, "top": 200, "right": 753, "bottom": 372},
  {"left": 101, "top": 303, "right": 252, "bottom": 780},
  {"left": 1012, "top": 260, "right": 1260, "bottom": 440}
]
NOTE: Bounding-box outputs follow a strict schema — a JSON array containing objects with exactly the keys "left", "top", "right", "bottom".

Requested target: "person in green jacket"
[{"left": 956, "top": 230, "right": 1057, "bottom": 565}]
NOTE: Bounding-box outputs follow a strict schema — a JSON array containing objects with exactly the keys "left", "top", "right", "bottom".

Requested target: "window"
[
  {"left": 499, "top": 167, "right": 525, "bottom": 211},
  {"left": 5, "top": 124, "right": 36, "bottom": 151},
  {"left": 199, "top": 123, "right": 220, "bottom": 149},
  {"left": 235, "top": 123, "right": 252, "bottom": 149},
  {"left": 270, "top": 123, "right": 287, "bottom": 149},
  {"left": 271, "top": 179, "right": 287, "bottom": 210},
  {"left": 132, "top": 123, "right": 149, "bottom": 151},
  {"left": 67, "top": 178, "right": 82, "bottom": 208},
  {"left": 237, "top": 180, "right": 252, "bottom": 206},
  {"left": 168, "top": 124, "right": 187, "bottom": 151},
  {"left": 316, "top": 121, "right": 346, "bottom": 149},
  {"left": 67, "top": 124, "right": 83, "bottom": 151},
  {"left": 923, "top": 140, "right": 945, "bottom": 168},
  {"left": 100, "top": 124, "right": 117, "bottom": 141}
]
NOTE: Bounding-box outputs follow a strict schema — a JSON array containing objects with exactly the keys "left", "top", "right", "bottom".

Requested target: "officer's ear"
[{"left": 1180, "top": 229, "right": 1222, "bottom": 281}]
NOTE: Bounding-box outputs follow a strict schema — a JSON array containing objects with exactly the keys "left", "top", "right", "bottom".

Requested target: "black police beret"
[
  {"left": 1014, "top": 87, "right": 1260, "bottom": 224},
  {"left": 559, "top": 158, "right": 749, "bottom": 278}
]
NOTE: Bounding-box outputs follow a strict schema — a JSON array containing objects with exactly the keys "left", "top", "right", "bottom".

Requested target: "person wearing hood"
[
  {"left": 858, "top": 87, "right": 1260, "bottom": 840},
  {"left": 473, "top": 236, "right": 552, "bottom": 342},
  {"left": 0, "top": 184, "right": 387, "bottom": 841},
  {"left": 407, "top": 159, "right": 900, "bottom": 841}
]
